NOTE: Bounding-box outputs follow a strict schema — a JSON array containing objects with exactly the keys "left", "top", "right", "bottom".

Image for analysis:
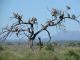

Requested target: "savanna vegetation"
[{"left": 0, "top": 42, "right": 80, "bottom": 60}]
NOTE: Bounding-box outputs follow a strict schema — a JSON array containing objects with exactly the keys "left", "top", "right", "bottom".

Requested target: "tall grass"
[{"left": 0, "top": 44, "right": 80, "bottom": 60}]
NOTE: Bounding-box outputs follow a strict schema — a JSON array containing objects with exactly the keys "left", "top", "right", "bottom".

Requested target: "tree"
[{"left": 0, "top": 6, "right": 80, "bottom": 50}]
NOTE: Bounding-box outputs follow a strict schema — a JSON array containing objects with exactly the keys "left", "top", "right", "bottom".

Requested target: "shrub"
[
  {"left": 0, "top": 44, "right": 4, "bottom": 51},
  {"left": 45, "top": 43, "right": 54, "bottom": 51},
  {"left": 63, "top": 49, "right": 80, "bottom": 60}
]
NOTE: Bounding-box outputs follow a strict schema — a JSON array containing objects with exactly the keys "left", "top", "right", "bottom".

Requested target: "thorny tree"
[{"left": 0, "top": 6, "right": 80, "bottom": 50}]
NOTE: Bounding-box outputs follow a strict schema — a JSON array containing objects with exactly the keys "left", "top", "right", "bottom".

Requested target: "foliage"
[
  {"left": 45, "top": 43, "right": 54, "bottom": 51},
  {"left": 0, "top": 44, "right": 4, "bottom": 51}
]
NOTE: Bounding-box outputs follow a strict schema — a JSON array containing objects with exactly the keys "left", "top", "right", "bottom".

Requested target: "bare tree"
[{"left": 0, "top": 6, "right": 80, "bottom": 50}]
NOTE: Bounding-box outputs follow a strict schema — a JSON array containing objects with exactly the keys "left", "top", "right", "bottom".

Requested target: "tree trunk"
[{"left": 28, "top": 39, "right": 33, "bottom": 49}]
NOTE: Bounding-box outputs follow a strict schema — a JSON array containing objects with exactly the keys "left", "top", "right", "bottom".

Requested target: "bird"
[
  {"left": 72, "top": 14, "right": 76, "bottom": 19},
  {"left": 30, "top": 17, "right": 37, "bottom": 24},
  {"left": 51, "top": 8, "right": 57, "bottom": 17},
  {"left": 66, "top": 6, "right": 71, "bottom": 10},
  {"left": 59, "top": 12, "right": 64, "bottom": 20},
  {"left": 47, "top": 20, "right": 54, "bottom": 26},
  {"left": 15, "top": 26, "right": 19, "bottom": 37},
  {"left": 15, "top": 26, "right": 18, "bottom": 32}
]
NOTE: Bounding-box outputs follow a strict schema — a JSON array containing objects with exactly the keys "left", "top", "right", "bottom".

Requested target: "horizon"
[{"left": 1, "top": 30, "right": 80, "bottom": 42}]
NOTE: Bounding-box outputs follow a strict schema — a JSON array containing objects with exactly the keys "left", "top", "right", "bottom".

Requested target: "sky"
[{"left": 0, "top": 0, "right": 80, "bottom": 39}]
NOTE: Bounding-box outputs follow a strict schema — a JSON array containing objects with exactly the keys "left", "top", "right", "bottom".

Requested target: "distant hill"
[
  {"left": 1, "top": 31, "right": 80, "bottom": 43},
  {"left": 52, "top": 31, "right": 80, "bottom": 41}
]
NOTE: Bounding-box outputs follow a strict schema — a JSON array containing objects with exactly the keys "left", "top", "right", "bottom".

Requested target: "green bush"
[
  {"left": 63, "top": 49, "right": 80, "bottom": 60},
  {"left": 45, "top": 43, "right": 54, "bottom": 51},
  {"left": 0, "top": 44, "right": 4, "bottom": 51}
]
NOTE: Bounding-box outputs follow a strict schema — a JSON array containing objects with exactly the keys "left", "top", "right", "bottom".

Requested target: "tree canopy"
[{"left": 0, "top": 6, "right": 80, "bottom": 49}]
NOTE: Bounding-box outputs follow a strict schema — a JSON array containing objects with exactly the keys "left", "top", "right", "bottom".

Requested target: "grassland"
[{"left": 0, "top": 43, "right": 80, "bottom": 60}]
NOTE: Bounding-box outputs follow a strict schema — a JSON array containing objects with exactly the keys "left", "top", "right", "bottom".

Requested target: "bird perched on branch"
[
  {"left": 28, "top": 17, "right": 37, "bottom": 24},
  {"left": 30, "top": 17, "right": 37, "bottom": 24},
  {"left": 72, "top": 14, "right": 76, "bottom": 19},
  {"left": 66, "top": 6, "right": 71, "bottom": 10},
  {"left": 15, "top": 26, "right": 19, "bottom": 32},
  {"left": 59, "top": 12, "right": 64, "bottom": 20},
  {"left": 51, "top": 8, "right": 58, "bottom": 17},
  {"left": 47, "top": 20, "right": 54, "bottom": 26},
  {"left": 15, "top": 26, "right": 19, "bottom": 37}
]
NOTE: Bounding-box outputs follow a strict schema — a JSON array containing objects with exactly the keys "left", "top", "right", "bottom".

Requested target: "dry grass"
[{"left": 0, "top": 44, "right": 80, "bottom": 60}]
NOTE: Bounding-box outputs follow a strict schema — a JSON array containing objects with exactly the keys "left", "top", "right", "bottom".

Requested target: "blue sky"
[{"left": 0, "top": 0, "right": 80, "bottom": 39}]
